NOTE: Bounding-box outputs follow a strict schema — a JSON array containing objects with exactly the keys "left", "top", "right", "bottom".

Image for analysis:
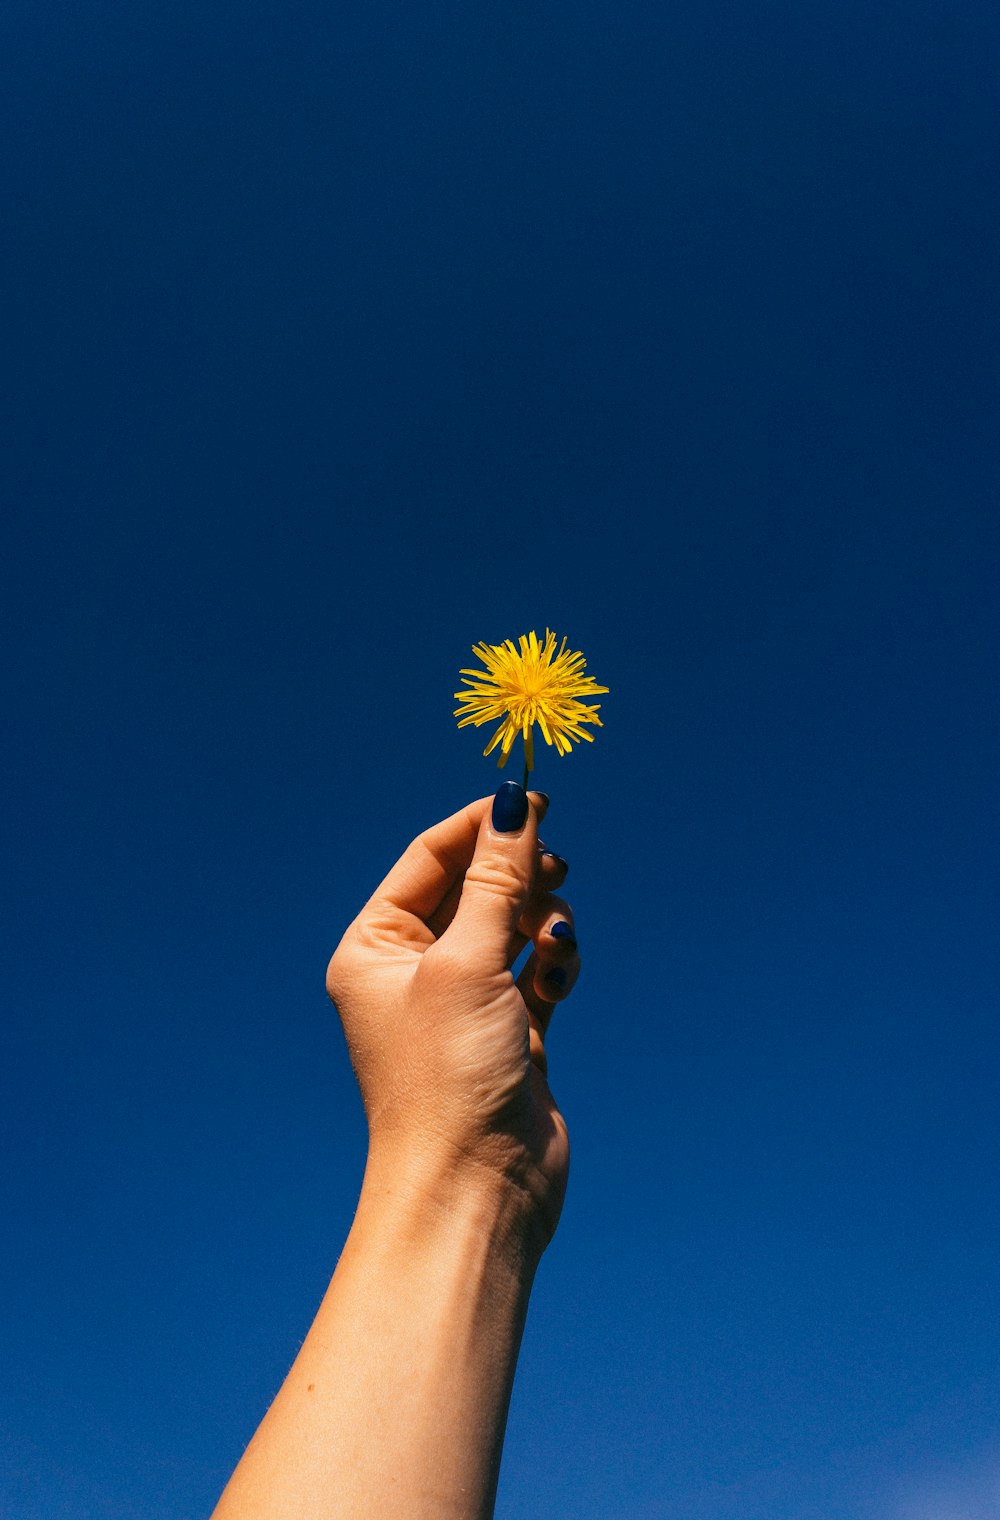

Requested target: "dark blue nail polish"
[
  {"left": 543, "top": 852, "right": 568, "bottom": 871},
  {"left": 492, "top": 781, "right": 529, "bottom": 833},
  {"left": 550, "top": 920, "right": 577, "bottom": 946},
  {"left": 545, "top": 965, "right": 568, "bottom": 990}
]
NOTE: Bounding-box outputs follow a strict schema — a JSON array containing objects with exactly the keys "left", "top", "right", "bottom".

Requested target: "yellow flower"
[{"left": 454, "top": 629, "right": 609, "bottom": 773}]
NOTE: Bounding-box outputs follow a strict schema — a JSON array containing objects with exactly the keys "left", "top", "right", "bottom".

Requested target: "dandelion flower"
[{"left": 454, "top": 629, "right": 609, "bottom": 782}]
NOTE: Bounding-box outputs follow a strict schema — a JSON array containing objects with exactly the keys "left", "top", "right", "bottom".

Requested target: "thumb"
[{"left": 445, "top": 782, "right": 542, "bottom": 976}]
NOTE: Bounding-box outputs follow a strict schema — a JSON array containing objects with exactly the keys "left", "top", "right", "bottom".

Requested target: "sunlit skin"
[{"left": 212, "top": 790, "right": 581, "bottom": 1520}]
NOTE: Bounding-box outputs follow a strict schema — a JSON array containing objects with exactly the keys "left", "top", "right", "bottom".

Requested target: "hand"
[{"left": 326, "top": 784, "right": 578, "bottom": 1250}]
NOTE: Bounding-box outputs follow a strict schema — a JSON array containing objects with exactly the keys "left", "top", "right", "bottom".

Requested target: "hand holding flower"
[
  {"left": 326, "top": 784, "right": 576, "bottom": 1248},
  {"left": 214, "top": 636, "right": 607, "bottom": 1520}
]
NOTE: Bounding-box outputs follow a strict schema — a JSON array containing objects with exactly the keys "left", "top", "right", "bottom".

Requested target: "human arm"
[{"left": 212, "top": 783, "right": 579, "bottom": 1519}]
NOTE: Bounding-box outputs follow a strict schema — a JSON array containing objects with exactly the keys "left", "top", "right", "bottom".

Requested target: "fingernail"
[
  {"left": 532, "top": 791, "right": 550, "bottom": 808},
  {"left": 545, "top": 966, "right": 568, "bottom": 990},
  {"left": 492, "top": 781, "right": 529, "bottom": 833},
  {"left": 550, "top": 920, "right": 577, "bottom": 946},
  {"left": 543, "top": 851, "right": 568, "bottom": 872}
]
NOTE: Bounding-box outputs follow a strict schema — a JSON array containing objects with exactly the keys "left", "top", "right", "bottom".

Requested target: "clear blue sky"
[{"left": 3, "top": 2, "right": 999, "bottom": 1517}]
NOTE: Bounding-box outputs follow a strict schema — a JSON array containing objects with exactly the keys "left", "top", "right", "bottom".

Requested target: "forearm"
[{"left": 213, "top": 1148, "right": 543, "bottom": 1520}]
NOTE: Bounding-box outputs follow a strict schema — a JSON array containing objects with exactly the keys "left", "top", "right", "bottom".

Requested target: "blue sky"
[{"left": 2, "top": 2, "right": 998, "bottom": 1517}]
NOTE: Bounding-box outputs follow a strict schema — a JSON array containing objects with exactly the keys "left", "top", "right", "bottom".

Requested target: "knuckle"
[
  {"left": 351, "top": 900, "right": 402, "bottom": 952},
  {"left": 463, "top": 853, "right": 529, "bottom": 902},
  {"left": 325, "top": 934, "right": 359, "bottom": 1004},
  {"left": 529, "top": 1025, "right": 548, "bottom": 1078}
]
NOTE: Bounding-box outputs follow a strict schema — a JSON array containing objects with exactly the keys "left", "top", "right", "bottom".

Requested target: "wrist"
[{"left": 359, "top": 1138, "right": 551, "bottom": 1279}]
